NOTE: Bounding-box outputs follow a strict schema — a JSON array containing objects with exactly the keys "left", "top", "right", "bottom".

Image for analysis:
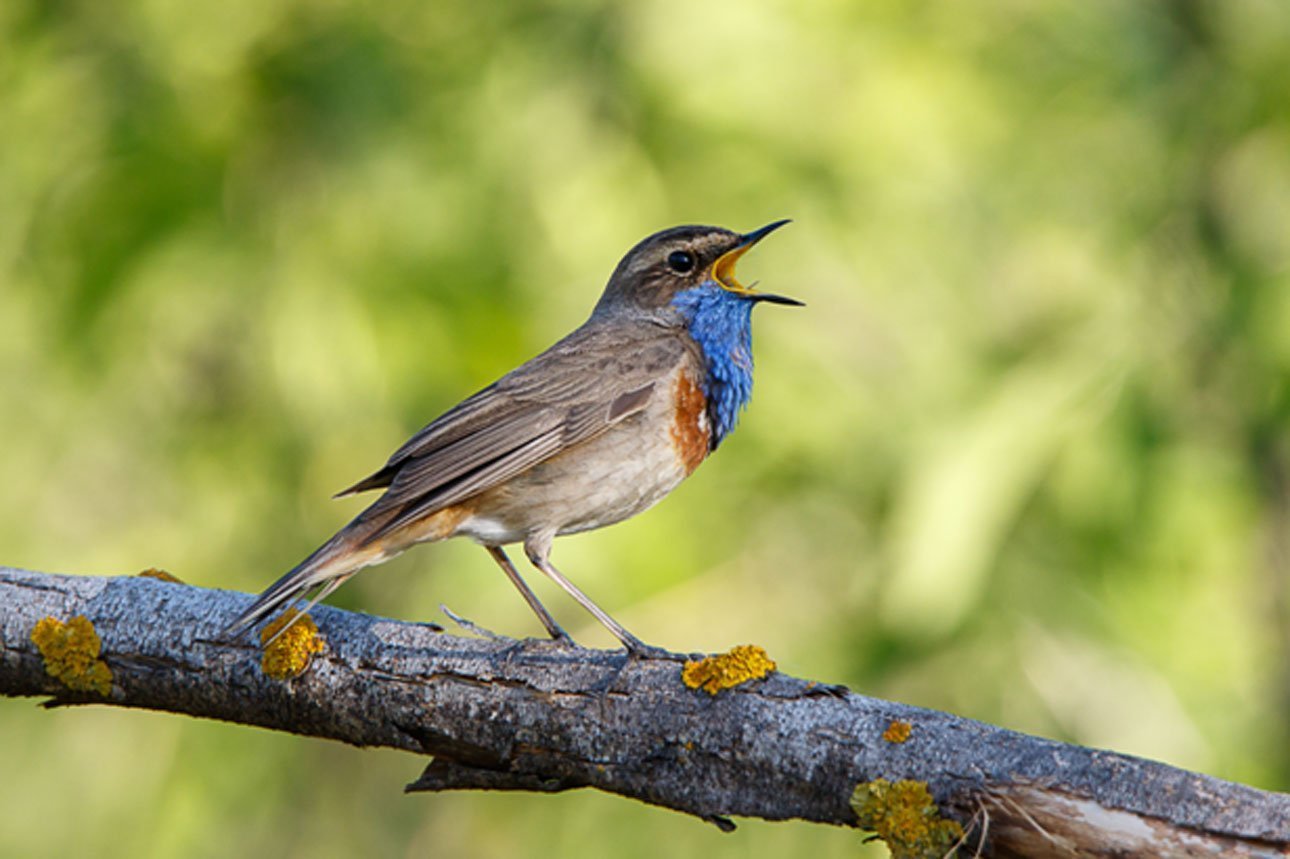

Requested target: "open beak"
[{"left": 711, "top": 219, "right": 804, "bottom": 307}]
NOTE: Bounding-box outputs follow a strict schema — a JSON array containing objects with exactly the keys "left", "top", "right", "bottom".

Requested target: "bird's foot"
[
  {"left": 622, "top": 638, "right": 683, "bottom": 662},
  {"left": 581, "top": 640, "right": 684, "bottom": 702},
  {"left": 548, "top": 629, "right": 579, "bottom": 648},
  {"left": 439, "top": 604, "right": 510, "bottom": 641}
]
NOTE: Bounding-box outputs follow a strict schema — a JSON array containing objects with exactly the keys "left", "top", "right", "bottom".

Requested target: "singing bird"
[{"left": 226, "top": 221, "right": 801, "bottom": 655}]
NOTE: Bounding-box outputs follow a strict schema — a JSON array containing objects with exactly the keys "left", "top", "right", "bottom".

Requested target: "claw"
[
  {"left": 549, "top": 630, "right": 578, "bottom": 648},
  {"left": 623, "top": 638, "right": 680, "bottom": 661}
]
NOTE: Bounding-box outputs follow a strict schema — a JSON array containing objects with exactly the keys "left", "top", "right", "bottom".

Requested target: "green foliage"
[{"left": 2, "top": 1, "right": 1288, "bottom": 856}]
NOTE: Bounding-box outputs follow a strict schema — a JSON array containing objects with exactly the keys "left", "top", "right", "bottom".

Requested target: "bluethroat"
[{"left": 227, "top": 221, "right": 801, "bottom": 655}]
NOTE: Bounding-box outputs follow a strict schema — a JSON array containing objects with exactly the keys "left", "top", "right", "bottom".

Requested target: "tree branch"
[{"left": 2, "top": 566, "right": 1287, "bottom": 857}]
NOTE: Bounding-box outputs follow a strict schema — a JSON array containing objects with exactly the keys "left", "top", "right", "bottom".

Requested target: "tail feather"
[
  {"left": 258, "top": 575, "right": 352, "bottom": 647},
  {"left": 224, "top": 500, "right": 452, "bottom": 642},
  {"left": 223, "top": 530, "right": 371, "bottom": 641}
]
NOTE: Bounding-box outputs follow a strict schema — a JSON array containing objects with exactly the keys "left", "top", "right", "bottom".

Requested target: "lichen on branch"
[
  {"left": 851, "top": 778, "right": 964, "bottom": 859},
  {"left": 260, "top": 609, "right": 325, "bottom": 679},
  {"left": 681, "top": 644, "right": 776, "bottom": 694},
  {"left": 29, "top": 615, "right": 112, "bottom": 696}
]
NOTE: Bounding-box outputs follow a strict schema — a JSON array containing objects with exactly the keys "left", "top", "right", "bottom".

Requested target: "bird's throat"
[{"left": 670, "top": 285, "right": 755, "bottom": 449}]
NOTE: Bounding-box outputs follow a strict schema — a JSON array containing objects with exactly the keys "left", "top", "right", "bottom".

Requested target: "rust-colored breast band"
[{"left": 670, "top": 372, "right": 711, "bottom": 475}]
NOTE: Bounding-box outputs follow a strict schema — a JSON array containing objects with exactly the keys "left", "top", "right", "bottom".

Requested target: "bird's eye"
[{"left": 666, "top": 250, "right": 696, "bottom": 274}]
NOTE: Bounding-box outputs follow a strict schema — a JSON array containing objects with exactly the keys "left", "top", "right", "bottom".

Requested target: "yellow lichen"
[
  {"left": 30, "top": 616, "right": 113, "bottom": 696},
  {"left": 850, "top": 779, "right": 964, "bottom": 859},
  {"left": 260, "top": 610, "right": 325, "bottom": 679},
  {"left": 137, "top": 567, "right": 182, "bottom": 583},
  {"left": 883, "top": 719, "right": 913, "bottom": 744},
  {"left": 681, "top": 644, "right": 776, "bottom": 694}
]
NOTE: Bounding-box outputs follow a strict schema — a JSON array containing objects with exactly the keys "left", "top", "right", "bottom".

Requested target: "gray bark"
[{"left": 2, "top": 566, "right": 1287, "bottom": 857}]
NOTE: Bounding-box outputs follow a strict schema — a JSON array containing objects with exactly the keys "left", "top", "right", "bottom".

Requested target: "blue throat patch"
[{"left": 670, "top": 283, "right": 755, "bottom": 449}]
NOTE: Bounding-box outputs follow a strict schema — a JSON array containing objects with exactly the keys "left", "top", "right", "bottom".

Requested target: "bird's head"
[{"left": 592, "top": 221, "right": 802, "bottom": 318}]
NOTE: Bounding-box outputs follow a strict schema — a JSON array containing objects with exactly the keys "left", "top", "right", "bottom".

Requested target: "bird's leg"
[
  {"left": 485, "top": 545, "right": 574, "bottom": 645},
  {"left": 522, "top": 538, "right": 675, "bottom": 660}
]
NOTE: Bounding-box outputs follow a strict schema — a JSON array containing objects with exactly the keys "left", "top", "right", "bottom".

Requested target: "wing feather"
[
  {"left": 380, "top": 405, "right": 560, "bottom": 505},
  {"left": 376, "top": 428, "right": 567, "bottom": 537}
]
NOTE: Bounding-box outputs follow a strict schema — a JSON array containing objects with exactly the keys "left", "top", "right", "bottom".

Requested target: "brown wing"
[{"left": 343, "top": 320, "right": 695, "bottom": 534}]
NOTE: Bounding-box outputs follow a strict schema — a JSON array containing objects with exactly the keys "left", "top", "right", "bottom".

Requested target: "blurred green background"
[{"left": 3, "top": 0, "right": 1289, "bottom": 855}]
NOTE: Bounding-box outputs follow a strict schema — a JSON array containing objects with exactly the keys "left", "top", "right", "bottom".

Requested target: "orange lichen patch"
[
  {"left": 883, "top": 720, "right": 913, "bottom": 744},
  {"left": 682, "top": 644, "right": 776, "bottom": 694},
  {"left": 669, "top": 371, "right": 710, "bottom": 474},
  {"left": 260, "top": 610, "right": 325, "bottom": 679},
  {"left": 850, "top": 779, "right": 964, "bottom": 859},
  {"left": 30, "top": 616, "right": 113, "bottom": 696},
  {"left": 136, "top": 567, "right": 183, "bottom": 583}
]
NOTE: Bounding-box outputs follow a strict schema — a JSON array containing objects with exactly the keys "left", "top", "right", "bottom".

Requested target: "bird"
[{"left": 225, "top": 221, "right": 802, "bottom": 656}]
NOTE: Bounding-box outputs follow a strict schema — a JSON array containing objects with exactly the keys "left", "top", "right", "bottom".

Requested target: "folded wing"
[{"left": 341, "top": 322, "right": 693, "bottom": 538}]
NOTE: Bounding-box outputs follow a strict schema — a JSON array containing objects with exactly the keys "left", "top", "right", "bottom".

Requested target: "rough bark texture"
[{"left": 2, "top": 566, "right": 1287, "bottom": 857}]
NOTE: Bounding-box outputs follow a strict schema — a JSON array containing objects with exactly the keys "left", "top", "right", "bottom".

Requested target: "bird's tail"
[{"left": 222, "top": 513, "right": 394, "bottom": 643}]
